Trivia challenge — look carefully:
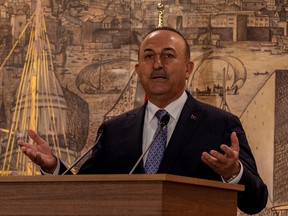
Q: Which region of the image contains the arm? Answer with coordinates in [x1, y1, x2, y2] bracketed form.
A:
[201, 116, 268, 214]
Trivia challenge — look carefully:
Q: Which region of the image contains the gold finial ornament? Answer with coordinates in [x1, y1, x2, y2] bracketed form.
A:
[157, 2, 164, 28]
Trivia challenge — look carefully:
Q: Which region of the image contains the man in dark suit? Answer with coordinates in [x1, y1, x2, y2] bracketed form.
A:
[18, 26, 268, 215]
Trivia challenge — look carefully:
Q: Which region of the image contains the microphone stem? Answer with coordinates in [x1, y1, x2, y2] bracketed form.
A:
[62, 131, 103, 175]
[129, 141, 152, 175]
[129, 118, 169, 175]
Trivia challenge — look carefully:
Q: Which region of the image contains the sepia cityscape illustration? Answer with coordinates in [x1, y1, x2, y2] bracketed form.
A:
[0, 0, 288, 215]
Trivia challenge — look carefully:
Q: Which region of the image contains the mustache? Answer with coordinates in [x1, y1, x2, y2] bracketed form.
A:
[151, 69, 167, 79]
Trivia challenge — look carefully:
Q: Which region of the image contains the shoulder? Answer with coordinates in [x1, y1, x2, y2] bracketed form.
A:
[102, 105, 146, 126]
[186, 92, 239, 122]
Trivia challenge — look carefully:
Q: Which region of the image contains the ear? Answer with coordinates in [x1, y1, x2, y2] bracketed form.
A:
[185, 61, 194, 80]
[135, 63, 139, 75]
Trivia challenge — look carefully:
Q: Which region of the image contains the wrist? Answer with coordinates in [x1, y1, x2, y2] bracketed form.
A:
[41, 156, 57, 174]
[223, 161, 241, 182]
[223, 174, 238, 182]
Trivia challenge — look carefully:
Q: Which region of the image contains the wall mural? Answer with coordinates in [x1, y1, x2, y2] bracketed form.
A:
[0, 0, 288, 215]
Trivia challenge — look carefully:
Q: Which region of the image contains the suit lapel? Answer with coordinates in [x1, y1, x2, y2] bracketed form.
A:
[158, 94, 207, 173]
[124, 104, 146, 173]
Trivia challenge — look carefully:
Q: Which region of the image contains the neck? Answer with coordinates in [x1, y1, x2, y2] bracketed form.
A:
[148, 91, 185, 108]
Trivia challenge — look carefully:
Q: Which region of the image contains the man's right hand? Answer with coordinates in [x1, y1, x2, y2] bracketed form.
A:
[18, 130, 57, 174]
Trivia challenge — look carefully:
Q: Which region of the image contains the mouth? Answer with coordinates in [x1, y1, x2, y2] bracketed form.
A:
[151, 70, 167, 80]
[151, 75, 166, 80]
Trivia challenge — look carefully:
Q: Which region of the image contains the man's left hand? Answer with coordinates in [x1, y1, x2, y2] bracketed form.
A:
[201, 131, 241, 179]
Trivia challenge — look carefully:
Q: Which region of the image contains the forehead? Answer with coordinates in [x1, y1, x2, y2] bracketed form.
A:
[140, 30, 185, 53]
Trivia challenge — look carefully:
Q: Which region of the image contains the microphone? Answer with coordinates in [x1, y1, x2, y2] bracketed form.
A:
[62, 127, 104, 175]
[129, 113, 170, 174]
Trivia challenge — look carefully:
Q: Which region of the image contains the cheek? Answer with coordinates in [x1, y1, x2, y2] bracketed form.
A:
[171, 70, 187, 81]
[173, 73, 188, 88]
[136, 71, 149, 86]
[135, 65, 144, 77]
[136, 63, 150, 73]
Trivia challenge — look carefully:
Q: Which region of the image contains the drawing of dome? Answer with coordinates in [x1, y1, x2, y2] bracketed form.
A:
[0, 0, 88, 175]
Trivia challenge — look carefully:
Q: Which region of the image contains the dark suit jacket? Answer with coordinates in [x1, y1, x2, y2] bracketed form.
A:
[60, 92, 268, 214]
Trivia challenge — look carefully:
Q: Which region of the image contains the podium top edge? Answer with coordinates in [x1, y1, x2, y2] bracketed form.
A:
[0, 174, 244, 191]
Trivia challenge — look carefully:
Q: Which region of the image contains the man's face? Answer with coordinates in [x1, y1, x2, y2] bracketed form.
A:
[135, 30, 193, 107]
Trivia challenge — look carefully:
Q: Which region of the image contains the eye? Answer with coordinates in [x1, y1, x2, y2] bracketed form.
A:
[163, 53, 175, 59]
[144, 53, 154, 60]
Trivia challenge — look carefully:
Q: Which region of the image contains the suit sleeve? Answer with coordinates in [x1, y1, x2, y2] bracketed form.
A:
[228, 115, 268, 214]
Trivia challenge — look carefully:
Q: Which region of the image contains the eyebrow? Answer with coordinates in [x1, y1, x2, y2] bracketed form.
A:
[143, 47, 176, 53]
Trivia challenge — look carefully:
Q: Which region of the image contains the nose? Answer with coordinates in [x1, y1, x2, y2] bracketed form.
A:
[153, 55, 163, 70]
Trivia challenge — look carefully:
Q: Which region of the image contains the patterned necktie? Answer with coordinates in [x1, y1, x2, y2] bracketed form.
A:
[144, 109, 168, 174]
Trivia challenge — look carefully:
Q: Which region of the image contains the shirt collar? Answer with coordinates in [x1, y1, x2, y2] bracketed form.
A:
[146, 91, 188, 122]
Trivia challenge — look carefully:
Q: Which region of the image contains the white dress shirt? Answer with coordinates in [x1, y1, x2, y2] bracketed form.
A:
[142, 91, 187, 162]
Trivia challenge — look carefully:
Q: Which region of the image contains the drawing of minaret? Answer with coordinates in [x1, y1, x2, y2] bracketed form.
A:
[0, 0, 72, 176]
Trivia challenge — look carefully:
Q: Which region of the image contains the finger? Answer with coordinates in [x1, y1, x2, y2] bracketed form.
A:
[201, 152, 218, 168]
[230, 132, 240, 152]
[17, 140, 25, 147]
[18, 140, 31, 148]
[18, 140, 34, 153]
[19, 146, 28, 154]
[219, 132, 240, 158]
[209, 150, 226, 163]
[220, 144, 235, 158]
[27, 130, 46, 146]
[24, 148, 44, 166]
[22, 147, 37, 161]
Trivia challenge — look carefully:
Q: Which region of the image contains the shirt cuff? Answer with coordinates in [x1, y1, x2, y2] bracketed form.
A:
[221, 160, 243, 184]
[40, 157, 61, 175]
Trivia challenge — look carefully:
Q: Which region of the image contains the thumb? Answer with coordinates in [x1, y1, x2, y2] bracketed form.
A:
[230, 132, 240, 152]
